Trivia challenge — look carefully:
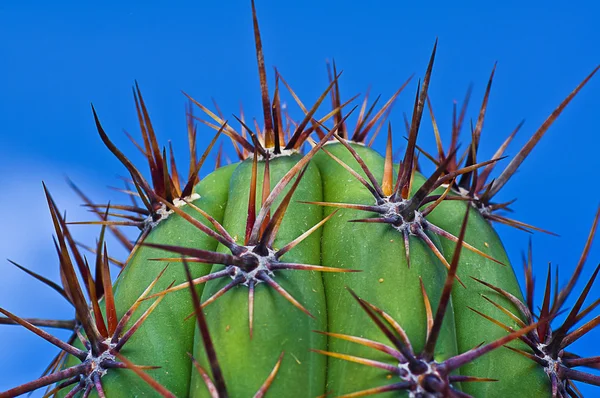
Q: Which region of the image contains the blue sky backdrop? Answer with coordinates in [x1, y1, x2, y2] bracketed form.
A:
[0, 0, 599, 395]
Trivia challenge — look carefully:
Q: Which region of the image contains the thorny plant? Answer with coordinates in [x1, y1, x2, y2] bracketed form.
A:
[141, 123, 357, 338]
[272, 58, 413, 150]
[303, 42, 508, 283]
[0, 200, 100, 388]
[0, 193, 287, 398]
[185, 1, 353, 163]
[0, 186, 170, 398]
[121, 258, 286, 398]
[315, 209, 549, 398]
[420, 65, 599, 234]
[183, 258, 283, 398]
[65, 0, 345, 264]
[72, 85, 224, 236]
[474, 206, 600, 397]
[2, 0, 598, 395]
[0, 198, 120, 387]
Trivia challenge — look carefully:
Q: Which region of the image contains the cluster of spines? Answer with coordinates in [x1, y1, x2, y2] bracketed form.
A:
[303, 43, 505, 282]
[141, 127, 355, 337]
[0, 199, 285, 397]
[473, 207, 600, 397]
[421, 63, 599, 234]
[0, 187, 169, 397]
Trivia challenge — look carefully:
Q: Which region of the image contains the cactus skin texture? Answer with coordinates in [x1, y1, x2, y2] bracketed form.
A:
[1, 2, 600, 398]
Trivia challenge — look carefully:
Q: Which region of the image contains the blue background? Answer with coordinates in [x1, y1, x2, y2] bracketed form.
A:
[0, 0, 598, 395]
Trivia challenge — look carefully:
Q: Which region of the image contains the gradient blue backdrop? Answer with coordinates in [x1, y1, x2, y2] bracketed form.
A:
[1, 0, 598, 395]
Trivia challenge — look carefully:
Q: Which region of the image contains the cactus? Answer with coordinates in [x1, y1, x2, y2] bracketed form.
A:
[1, 2, 599, 397]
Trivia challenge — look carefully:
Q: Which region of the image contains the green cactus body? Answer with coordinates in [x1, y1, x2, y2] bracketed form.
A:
[37, 138, 592, 398]
[58, 163, 237, 397]
[45, 141, 582, 398]
[190, 154, 327, 396]
[426, 197, 551, 397]
[4, 5, 599, 397]
[312, 142, 458, 396]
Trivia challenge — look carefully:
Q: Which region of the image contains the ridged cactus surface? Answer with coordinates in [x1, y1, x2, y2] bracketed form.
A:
[1, 2, 599, 398]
